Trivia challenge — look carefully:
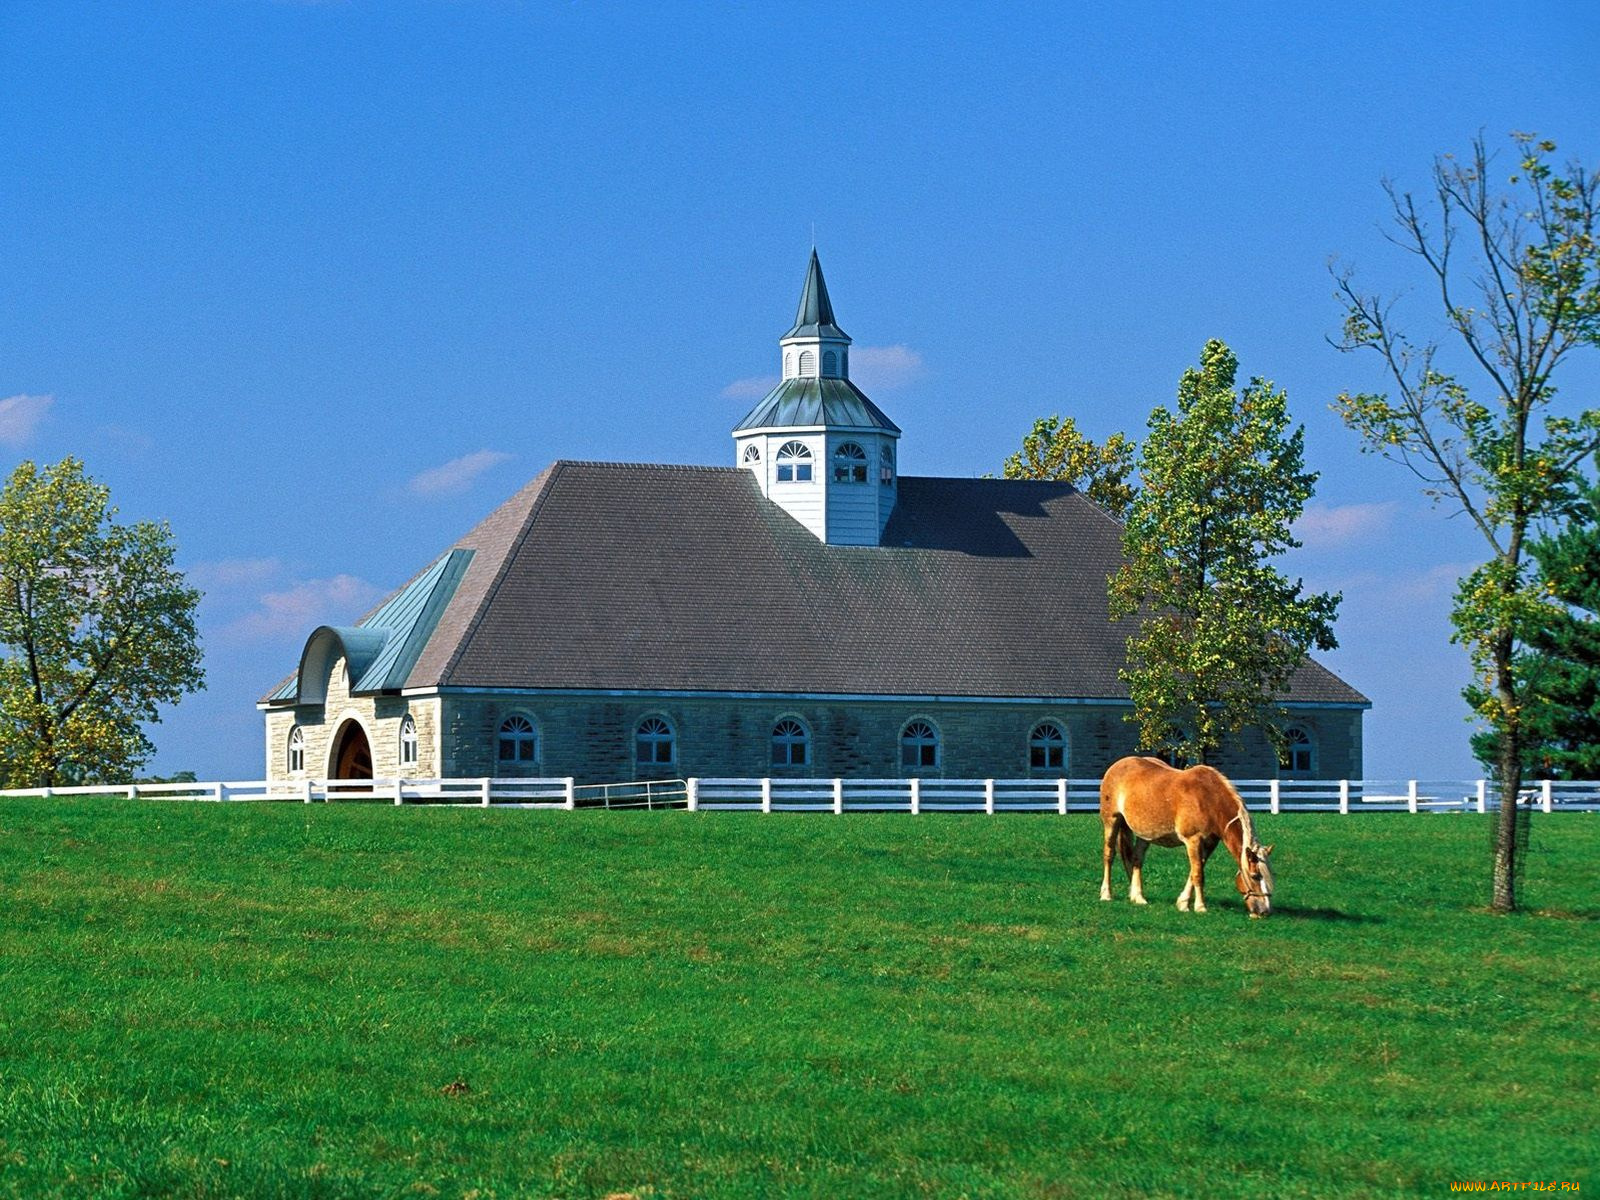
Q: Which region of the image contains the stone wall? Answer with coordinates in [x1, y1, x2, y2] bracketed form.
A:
[262, 654, 440, 781]
[432, 693, 1364, 783]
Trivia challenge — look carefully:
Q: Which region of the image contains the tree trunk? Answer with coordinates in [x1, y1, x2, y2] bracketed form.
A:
[1491, 640, 1522, 913]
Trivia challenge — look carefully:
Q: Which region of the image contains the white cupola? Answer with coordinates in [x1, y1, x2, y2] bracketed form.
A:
[732, 251, 902, 546]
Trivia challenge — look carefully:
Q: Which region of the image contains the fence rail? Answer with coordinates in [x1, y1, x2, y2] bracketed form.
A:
[2, 776, 1598, 812]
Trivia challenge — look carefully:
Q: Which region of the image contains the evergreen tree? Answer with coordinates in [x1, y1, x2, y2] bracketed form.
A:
[1109, 340, 1340, 764]
[1469, 478, 1600, 778]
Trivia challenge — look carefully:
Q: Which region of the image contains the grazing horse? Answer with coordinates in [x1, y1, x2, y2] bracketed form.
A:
[1099, 756, 1275, 917]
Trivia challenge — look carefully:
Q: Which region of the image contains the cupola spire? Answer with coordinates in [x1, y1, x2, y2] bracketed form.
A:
[786, 249, 849, 341]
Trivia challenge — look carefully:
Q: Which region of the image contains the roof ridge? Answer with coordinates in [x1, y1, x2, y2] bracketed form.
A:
[438, 463, 567, 683]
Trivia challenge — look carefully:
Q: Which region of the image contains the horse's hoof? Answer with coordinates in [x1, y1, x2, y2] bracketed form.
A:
[1176, 900, 1189, 912]
[1099, 890, 1111, 902]
[1130, 896, 1148, 906]
[1194, 905, 1207, 914]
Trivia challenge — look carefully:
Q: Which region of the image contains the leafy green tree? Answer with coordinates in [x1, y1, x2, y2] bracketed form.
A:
[1108, 340, 1340, 764]
[1002, 415, 1137, 519]
[1333, 133, 1600, 912]
[0, 458, 204, 787]
[1468, 477, 1600, 778]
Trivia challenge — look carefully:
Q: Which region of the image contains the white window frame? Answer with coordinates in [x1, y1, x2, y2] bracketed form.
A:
[287, 726, 305, 774]
[498, 713, 540, 764]
[399, 715, 419, 769]
[1029, 720, 1067, 771]
[833, 442, 868, 484]
[1280, 725, 1315, 775]
[771, 717, 811, 767]
[635, 715, 677, 768]
[900, 719, 940, 770]
[776, 441, 813, 483]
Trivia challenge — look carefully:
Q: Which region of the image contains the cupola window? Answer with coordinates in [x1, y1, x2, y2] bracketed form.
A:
[498, 714, 539, 763]
[880, 445, 896, 485]
[776, 441, 813, 483]
[833, 442, 868, 483]
[771, 718, 811, 767]
[823, 350, 838, 377]
[799, 350, 816, 377]
[785, 351, 795, 378]
[742, 443, 761, 466]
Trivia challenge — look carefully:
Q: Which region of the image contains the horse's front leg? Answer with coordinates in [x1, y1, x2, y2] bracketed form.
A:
[1179, 836, 1207, 913]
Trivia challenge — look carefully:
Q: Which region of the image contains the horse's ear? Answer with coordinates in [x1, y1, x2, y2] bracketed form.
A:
[1263, 844, 1274, 856]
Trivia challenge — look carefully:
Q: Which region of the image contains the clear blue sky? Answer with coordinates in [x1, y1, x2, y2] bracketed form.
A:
[3, 2, 1597, 781]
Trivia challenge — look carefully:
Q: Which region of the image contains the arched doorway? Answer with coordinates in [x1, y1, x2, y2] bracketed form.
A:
[330, 719, 373, 781]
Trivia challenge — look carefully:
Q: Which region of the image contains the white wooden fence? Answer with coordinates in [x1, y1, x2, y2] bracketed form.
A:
[1, 776, 1598, 812]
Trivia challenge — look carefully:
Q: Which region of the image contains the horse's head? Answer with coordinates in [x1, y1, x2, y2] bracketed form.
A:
[1237, 843, 1275, 918]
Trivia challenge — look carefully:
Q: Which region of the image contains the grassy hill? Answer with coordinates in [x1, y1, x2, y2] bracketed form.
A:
[0, 800, 1594, 1198]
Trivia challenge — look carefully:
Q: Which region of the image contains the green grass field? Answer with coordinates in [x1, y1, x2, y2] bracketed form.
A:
[0, 800, 1594, 1199]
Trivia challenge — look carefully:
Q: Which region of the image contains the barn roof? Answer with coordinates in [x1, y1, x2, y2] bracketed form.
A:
[262, 461, 1367, 706]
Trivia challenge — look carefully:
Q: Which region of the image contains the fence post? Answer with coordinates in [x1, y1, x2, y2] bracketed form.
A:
[686, 778, 699, 812]
[563, 777, 575, 811]
[1338, 779, 1349, 815]
[984, 778, 995, 815]
[909, 777, 920, 816]
[303, 778, 313, 804]
[761, 778, 772, 814]
[477, 778, 489, 807]
[1542, 779, 1553, 814]
[833, 777, 843, 815]
[127, 784, 138, 801]
[1476, 779, 1487, 814]
[394, 777, 405, 806]
[1057, 777, 1068, 815]
[213, 781, 225, 803]
[1269, 778, 1280, 816]
[1407, 780, 1418, 814]
[42, 787, 52, 800]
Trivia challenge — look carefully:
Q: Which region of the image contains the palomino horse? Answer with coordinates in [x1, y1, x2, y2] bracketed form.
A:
[1099, 756, 1275, 917]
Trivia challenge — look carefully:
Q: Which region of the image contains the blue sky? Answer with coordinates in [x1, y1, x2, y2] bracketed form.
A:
[3, 2, 1597, 781]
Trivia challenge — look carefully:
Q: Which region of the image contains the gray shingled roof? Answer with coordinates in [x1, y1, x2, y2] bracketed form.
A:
[264, 462, 1365, 706]
[783, 249, 850, 341]
[731, 378, 902, 434]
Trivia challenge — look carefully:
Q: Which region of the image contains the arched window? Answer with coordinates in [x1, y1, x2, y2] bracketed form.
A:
[776, 441, 813, 483]
[822, 350, 838, 376]
[771, 718, 810, 767]
[798, 349, 816, 376]
[833, 442, 868, 483]
[287, 726, 304, 774]
[880, 444, 895, 485]
[785, 351, 794, 377]
[901, 719, 940, 769]
[742, 443, 761, 466]
[841, 348, 848, 376]
[498, 714, 539, 763]
[636, 716, 676, 767]
[1029, 721, 1067, 770]
[399, 715, 419, 768]
[1280, 725, 1314, 774]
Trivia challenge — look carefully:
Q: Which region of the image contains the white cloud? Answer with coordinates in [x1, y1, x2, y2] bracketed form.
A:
[407, 449, 513, 497]
[850, 344, 927, 391]
[188, 557, 285, 592]
[1294, 502, 1398, 548]
[721, 375, 779, 400]
[224, 574, 385, 640]
[0, 394, 54, 446]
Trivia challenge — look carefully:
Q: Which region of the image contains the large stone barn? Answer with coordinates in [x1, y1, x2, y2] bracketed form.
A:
[259, 253, 1368, 785]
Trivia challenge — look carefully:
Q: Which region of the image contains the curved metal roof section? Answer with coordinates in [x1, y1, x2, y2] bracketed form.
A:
[263, 548, 473, 703]
[732, 378, 902, 434]
[783, 249, 850, 341]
